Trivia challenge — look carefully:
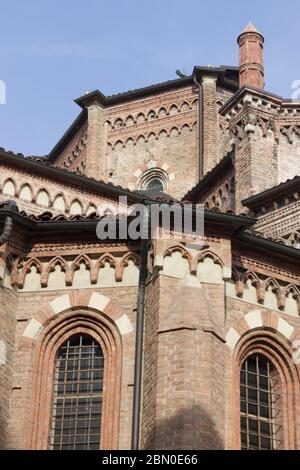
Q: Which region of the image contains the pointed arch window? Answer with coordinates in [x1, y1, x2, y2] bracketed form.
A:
[240, 353, 282, 450]
[49, 333, 104, 450]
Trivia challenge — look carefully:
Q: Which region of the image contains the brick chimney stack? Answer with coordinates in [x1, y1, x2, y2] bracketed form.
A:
[237, 22, 264, 89]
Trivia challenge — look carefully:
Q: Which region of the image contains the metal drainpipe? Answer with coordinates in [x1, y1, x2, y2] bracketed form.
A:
[193, 74, 204, 179]
[131, 202, 149, 450]
[0, 201, 17, 246]
[0, 216, 13, 246]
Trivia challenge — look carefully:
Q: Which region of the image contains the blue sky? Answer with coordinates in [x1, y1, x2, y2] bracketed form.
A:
[0, 0, 299, 155]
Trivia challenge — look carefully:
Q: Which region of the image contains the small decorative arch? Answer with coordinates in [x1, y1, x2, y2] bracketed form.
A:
[265, 277, 285, 310]
[136, 134, 146, 145]
[196, 249, 224, 267]
[2, 178, 16, 196]
[284, 284, 300, 315]
[136, 112, 145, 124]
[118, 252, 140, 282]
[19, 258, 43, 289]
[169, 104, 178, 115]
[147, 109, 156, 120]
[125, 115, 134, 126]
[162, 246, 191, 278]
[45, 256, 68, 288]
[92, 254, 116, 284]
[70, 199, 83, 216]
[36, 189, 50, 207]
[84, 203, 97, 217]
[243, 271, 265, 304]
[180, 101, 190, 112]
[19, 183, 33, 202]
[169, 126, 179, 137]
[180, 123, 191, 133]
[125, 137, 134, 146]
[53, 193, 67, 212]
[112, 139, 124, 150]
[163, 245, 192, 267]
[71, 254, 91, 286]
[194, 250, 224, 282]
[147, 131, 156, 141]
[191, 98, 198, 109]
[158, 129, 168, 139]
[158, 107, 167, 118]
[113, 117, 123, 129]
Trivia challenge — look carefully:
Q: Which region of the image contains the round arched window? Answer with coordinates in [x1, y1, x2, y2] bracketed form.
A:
[145, 178, 164, 192]
[138, 168, 168, 194]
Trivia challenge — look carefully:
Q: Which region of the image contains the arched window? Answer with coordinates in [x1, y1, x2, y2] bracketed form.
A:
[49, 333, 104, 450]
[240, 353, 282, 450]
[145, 177, 164, 192]
[138, 168, 168, 194]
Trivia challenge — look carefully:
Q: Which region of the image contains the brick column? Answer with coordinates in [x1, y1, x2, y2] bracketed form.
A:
[237, 22, 264, 89]
[0, 283, 17, 449]
[142, 274, 226, 449]
[233, 110, 278, 212]
[86, 102, 106, 180]
[202, 75, 219, 175]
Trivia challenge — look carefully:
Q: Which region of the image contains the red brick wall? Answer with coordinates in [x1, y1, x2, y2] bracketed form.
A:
[224, 296, 300, 449]
[141, 274, 227, 450]
[5, 286, 137, 449]
[0, 286, 17, 449]
[234, 126, 278, 212]
[106, 86, 198, 198]
[141, 274, 160, 449]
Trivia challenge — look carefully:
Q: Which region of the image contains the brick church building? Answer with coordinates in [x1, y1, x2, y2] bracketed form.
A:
[0, 23, 300, 450]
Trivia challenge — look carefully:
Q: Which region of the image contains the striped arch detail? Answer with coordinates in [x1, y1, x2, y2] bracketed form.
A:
[225, 309, 295, 351]
[128, 160, 175, 190]
[22, 291, 133, 343]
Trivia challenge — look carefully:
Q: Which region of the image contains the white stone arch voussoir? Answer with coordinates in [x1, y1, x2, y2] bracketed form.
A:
[22, 292, 134, 342]
[225, 309, 295, 351]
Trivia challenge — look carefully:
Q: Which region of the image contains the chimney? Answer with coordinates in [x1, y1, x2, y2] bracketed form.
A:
[237, 22, 264, 89]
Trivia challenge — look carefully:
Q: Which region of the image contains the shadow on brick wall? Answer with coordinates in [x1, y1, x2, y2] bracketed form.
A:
[144, 404, 224, 450]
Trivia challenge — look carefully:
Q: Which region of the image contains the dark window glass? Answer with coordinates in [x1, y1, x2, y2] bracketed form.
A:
[240, 353, 282, 450]
[146, 178, 164, 192]
[49, 334, 104, 450]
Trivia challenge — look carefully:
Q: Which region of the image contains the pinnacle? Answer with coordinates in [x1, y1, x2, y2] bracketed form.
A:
[242, 21, 262, 35]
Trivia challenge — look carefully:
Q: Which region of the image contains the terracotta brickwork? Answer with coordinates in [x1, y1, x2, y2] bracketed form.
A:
[238, 22, 265, 89]
[50, 83, 236, 199]
[106, 86, 199, 198]
[0, 283, 17, 449]
[1, 23, 300, 451]
[221, 89, 300, 213]
[53, 120, 88, 174]
[0, 158, 128, 217]
[5, 286, 137, 449]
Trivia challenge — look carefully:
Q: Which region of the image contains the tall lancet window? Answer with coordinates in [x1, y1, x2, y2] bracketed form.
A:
[49, 334, 104, 450]
[240, 353, 282, 450]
